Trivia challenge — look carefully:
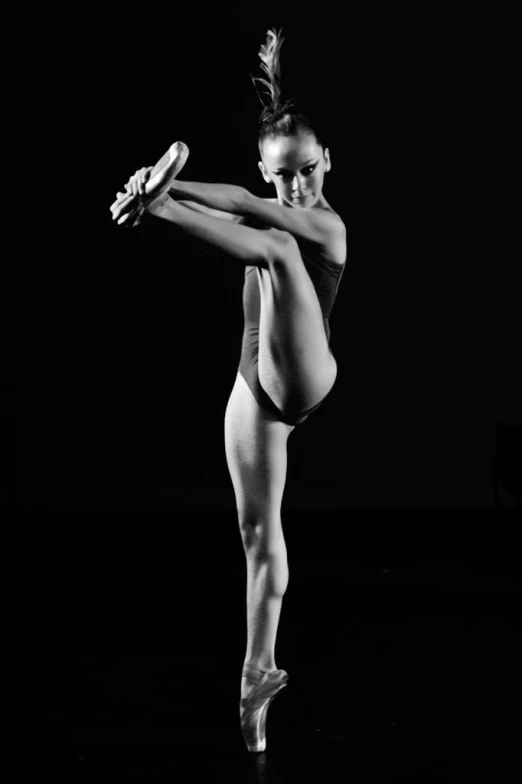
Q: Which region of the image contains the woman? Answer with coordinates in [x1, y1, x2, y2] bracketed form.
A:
[111, 28, 346, 752]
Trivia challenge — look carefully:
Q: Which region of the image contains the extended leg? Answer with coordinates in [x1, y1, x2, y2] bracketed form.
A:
[256, 238, 338, 416]
[150, 196, 337, 418]
[147, 195, 281, 268]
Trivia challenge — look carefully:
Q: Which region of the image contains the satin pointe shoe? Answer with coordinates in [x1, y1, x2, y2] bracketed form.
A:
[240, 664, 289, 753]
[113, 140, 190, 226]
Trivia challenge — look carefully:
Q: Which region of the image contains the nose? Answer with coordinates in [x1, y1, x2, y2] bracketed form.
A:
[291, 174, 305, 195]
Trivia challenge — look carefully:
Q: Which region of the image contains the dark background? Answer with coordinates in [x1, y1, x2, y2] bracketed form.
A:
[8, 11, 520, 510]
[7, 11, 522, 780]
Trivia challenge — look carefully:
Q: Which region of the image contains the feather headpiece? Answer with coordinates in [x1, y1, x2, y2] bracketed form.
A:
[251, 28, 288, 115]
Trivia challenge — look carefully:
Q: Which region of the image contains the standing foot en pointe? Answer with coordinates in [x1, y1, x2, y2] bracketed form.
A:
[240, 662, 289, 753]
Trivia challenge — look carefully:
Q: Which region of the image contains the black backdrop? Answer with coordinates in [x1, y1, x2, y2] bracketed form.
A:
[9, 11, 520, 511]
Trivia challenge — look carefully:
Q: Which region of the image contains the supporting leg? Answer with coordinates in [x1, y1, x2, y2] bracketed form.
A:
[242, 532, 289, 674]
[224, 372, 293, 698]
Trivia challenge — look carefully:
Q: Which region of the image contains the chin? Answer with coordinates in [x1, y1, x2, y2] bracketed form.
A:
[288, 194, 316, 209]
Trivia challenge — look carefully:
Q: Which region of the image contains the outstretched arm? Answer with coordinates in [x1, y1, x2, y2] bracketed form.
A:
[112, 169, 345, 264]
[168, 180, 346, 265]
[168, 181, 246, 216]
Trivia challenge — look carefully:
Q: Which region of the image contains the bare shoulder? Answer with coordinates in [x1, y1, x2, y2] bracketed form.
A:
[263, 198, 344, 230]
[317, 203, 346, 231]
[309, 204, 346, 265]
[253, 197, 346, 266]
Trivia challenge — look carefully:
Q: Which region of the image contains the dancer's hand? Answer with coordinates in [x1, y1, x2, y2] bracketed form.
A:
[110, 166, 153, 225]
[125, 166, 153, 198]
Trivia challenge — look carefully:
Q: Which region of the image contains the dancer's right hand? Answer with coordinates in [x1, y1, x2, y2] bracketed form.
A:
[110, 167, 153, 225]
[124, 166, 153, 199]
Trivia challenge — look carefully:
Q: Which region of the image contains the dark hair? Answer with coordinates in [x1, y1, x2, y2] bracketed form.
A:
[252, 29, 326, 153]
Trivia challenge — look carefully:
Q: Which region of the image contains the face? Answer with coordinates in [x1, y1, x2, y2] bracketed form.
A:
[258, 131, 331, 209]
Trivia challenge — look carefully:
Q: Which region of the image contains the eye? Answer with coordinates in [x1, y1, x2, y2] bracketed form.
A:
[278, 165, 316, 181]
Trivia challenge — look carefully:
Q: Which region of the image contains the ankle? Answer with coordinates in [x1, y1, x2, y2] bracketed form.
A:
[145, 191, 170, 215]
[243, 659, 276, 675]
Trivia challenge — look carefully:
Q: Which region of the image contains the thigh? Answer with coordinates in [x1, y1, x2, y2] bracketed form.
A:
[257, 239, 337, 415]
[225, 372, 294, 528]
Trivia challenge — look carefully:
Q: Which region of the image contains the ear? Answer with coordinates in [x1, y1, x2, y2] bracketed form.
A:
[258, 160, 272, 184]
[324, 148, 332, 173]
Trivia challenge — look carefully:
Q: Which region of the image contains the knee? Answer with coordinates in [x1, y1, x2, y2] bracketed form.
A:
[267, 231, 299, 267]
[238, 508, 284, 555]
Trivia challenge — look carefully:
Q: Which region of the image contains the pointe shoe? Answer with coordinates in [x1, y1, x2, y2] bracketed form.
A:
[113, 141, 190, 226]
[240, 664, 289, 753]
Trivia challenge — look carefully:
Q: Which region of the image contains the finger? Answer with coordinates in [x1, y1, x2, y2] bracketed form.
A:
[117, 207, 141, 226]
[111, 192, 136, 218]
[110, 197, 121, 214]
[116, 204, 136, 224]
[111, 191, 134, 211]
[139, 168, 147, 196]
[127, 173, 138, 194]
[111, 202, 125, 220]
[113, 192, 127, 208]
[128, 169, 142, 194]
[136, 169, 145, 190]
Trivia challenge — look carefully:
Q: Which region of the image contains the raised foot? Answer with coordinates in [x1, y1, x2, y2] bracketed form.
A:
[114, 141, 190, 226]
[144, 141, 190, 201]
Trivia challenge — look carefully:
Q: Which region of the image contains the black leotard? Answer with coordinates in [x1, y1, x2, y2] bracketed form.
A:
[238, 249, 345, 426]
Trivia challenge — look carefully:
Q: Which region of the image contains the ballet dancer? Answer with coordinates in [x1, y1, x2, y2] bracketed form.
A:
[110, 28, 347, 752]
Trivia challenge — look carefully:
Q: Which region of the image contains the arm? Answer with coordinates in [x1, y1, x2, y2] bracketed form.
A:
[167, 181, 246, 215]
[243, 192, 346, 265]
[172, 199, 247, 224]
[168, 181, 346, 264]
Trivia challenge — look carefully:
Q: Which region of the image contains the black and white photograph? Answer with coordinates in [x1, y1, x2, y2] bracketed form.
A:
[8, 9, 521, 782]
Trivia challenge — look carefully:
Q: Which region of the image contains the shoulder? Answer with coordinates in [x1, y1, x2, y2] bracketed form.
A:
[311, 207, 346, 266]
[263, 198, 344, 231]
[249, 195, 346, 265]
[317, 202, 346, 231]
[319, 207, 345, 235]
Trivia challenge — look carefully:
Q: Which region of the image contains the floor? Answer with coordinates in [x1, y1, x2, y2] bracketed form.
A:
[15, 509, 521, 782]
